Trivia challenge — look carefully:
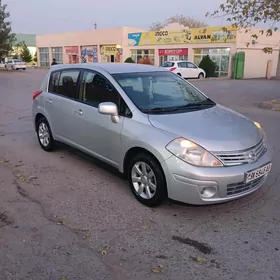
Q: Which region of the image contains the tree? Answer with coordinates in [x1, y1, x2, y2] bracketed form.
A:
[0, 0, 16, 60]
[20, 43, 32, 63]
[149, 14, 207, 31]
[199, 55, 216, 78]
[124, 57, 134, 63]
[206, 0, 279, 53]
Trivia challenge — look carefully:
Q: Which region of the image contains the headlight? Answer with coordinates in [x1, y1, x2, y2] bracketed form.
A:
[166, 138, 223, 167]
[254, 121, 266, 140]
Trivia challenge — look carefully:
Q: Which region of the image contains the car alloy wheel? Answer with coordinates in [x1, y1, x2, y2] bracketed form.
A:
[131, 161, 157, 200]
[198, 73, 204, 79]
[128, 153, 167, 207]
[36, 117, 54, 151]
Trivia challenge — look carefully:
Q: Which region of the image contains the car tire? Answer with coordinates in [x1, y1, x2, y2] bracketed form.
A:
[36, 117, 55, 152]
[177, 73, 182, 76]
[23, 68, 26, 70]
[198, 73, 205, 79]
[128, 153, 167, 207]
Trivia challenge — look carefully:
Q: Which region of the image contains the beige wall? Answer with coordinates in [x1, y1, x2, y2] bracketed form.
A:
[236, 28, 280, 78]
[36, 26, 145, 65]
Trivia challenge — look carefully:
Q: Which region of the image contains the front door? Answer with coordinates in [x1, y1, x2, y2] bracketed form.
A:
[177, 62, 190, 78]
[186, 62, 199, 78]
[72, 70, 125, 167]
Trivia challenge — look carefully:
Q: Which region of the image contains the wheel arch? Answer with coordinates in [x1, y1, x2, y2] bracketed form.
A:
[123, 146, 167, 184]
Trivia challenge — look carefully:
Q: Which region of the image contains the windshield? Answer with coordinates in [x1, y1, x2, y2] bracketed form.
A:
[112, 71, 215, 114]
[161, 62, 175, 67]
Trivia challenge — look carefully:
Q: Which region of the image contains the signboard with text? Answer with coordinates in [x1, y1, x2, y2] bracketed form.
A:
[128, 26, 237, 46]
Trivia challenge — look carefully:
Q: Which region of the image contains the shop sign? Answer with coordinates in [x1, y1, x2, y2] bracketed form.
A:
[158, 48, 188, 56]
[65, 46, 79, 55]
[191, 26, 236, 43]
[100, 45, 118, 56]
[128, 25, 237, 46]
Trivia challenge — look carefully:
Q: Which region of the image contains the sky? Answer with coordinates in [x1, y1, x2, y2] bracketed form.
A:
[4, 0, 229, 34]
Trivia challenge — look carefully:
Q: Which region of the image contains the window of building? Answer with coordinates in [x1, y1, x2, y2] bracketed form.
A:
[193, 48, 231, 77]
[38, 47, 50, 67]
[51, 47, 63, 64]
[130, 49, 155, 65]
[49, 70, 80, 99]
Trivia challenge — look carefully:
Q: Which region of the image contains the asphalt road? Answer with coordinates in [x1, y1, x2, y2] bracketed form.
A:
[1, 68, 280, 280]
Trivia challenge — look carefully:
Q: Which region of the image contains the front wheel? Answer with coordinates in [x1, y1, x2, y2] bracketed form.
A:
[128, 153, 167, 207]
[36, 117, 55, 152]
[198, 73, 205, 79]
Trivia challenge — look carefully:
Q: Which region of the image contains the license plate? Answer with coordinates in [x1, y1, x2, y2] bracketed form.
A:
[245, 163, 272, 183]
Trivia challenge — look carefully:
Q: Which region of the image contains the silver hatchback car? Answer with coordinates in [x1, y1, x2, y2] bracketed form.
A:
[32, 63, 272, 207]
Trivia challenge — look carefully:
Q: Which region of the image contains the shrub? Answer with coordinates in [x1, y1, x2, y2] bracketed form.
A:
[124, 57, 135, 63]
[198, 55, 216, 78]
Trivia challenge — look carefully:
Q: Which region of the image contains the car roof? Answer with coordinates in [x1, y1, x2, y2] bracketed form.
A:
[166, 60, 190, 63]
[51, 63, 167, 74]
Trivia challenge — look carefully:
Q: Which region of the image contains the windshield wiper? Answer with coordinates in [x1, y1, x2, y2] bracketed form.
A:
[141, 107, 175, 113]
[170, 99, 216, 111]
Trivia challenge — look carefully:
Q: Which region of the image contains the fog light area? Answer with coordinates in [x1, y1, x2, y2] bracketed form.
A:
[199, 186, 217, 198]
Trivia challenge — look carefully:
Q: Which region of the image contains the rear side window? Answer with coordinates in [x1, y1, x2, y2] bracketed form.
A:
[162, 62, 174, 67]
[49, 70, 81, 99]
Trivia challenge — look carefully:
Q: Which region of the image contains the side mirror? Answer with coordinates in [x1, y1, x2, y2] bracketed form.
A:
[98, 102, 119, 123]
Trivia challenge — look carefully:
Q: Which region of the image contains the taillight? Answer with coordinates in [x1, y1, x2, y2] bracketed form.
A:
[169, 67, 177, 71]
[32, 90, 43, 100]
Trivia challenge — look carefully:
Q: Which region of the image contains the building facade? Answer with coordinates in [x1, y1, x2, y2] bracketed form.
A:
[36, 24, 280, 79]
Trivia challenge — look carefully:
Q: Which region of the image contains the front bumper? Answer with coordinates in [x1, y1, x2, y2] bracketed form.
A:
[161, 146, 273, 205]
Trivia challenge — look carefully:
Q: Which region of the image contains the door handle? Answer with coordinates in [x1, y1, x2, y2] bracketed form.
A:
[46, 99, 52, 104]
[74, 109, 83, 115]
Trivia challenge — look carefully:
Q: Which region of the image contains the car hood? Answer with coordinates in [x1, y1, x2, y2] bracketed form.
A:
[148, 104, 262, 152]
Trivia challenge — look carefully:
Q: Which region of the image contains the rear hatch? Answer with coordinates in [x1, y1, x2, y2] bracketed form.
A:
[161, 61, 177, 72]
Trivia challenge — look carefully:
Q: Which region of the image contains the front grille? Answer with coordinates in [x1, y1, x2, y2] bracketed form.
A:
[213, 139, 267, 166]
[227, 176, 265, 196]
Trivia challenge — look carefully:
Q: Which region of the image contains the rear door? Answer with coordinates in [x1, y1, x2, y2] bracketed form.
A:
[45, 68, 82, 142]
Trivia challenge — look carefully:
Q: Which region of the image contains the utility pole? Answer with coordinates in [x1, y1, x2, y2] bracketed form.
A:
[94, 23, 97, 30]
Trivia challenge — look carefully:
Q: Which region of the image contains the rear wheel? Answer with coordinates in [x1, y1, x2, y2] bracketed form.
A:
[23, 68, 26, 70]
[177, 73, 182, 76]
[36, 117, 54, 152]
[128, 153, 167, 207]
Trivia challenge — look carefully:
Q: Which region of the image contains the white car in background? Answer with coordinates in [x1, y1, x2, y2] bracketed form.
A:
[5, 59, 26, 70]
[162, 61, 206, 79]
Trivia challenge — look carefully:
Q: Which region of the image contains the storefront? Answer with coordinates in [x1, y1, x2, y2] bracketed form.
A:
[65, 46, 79, 64]
[193, 48, 231, 77]
[130, 49, 155, 65]
[128, 26, 237, 77]
[100, 45, 122, 62]
[81, 45, 98, 63]
[158, 48, 188, 65]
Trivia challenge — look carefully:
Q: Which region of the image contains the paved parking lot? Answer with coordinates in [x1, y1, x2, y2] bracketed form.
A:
[1, 68, 280, 280]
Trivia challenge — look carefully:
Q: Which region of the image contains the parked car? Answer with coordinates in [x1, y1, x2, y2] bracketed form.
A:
[162, 60, 206, 79]
[5, 59, 26, 70]
[32, 63, 272, 207]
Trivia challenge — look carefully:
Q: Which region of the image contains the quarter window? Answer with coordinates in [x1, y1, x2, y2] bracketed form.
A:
[48, 71, 60, 93]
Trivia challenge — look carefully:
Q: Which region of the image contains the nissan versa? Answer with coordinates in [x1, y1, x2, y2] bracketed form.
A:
[32, 63, 272, 207]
